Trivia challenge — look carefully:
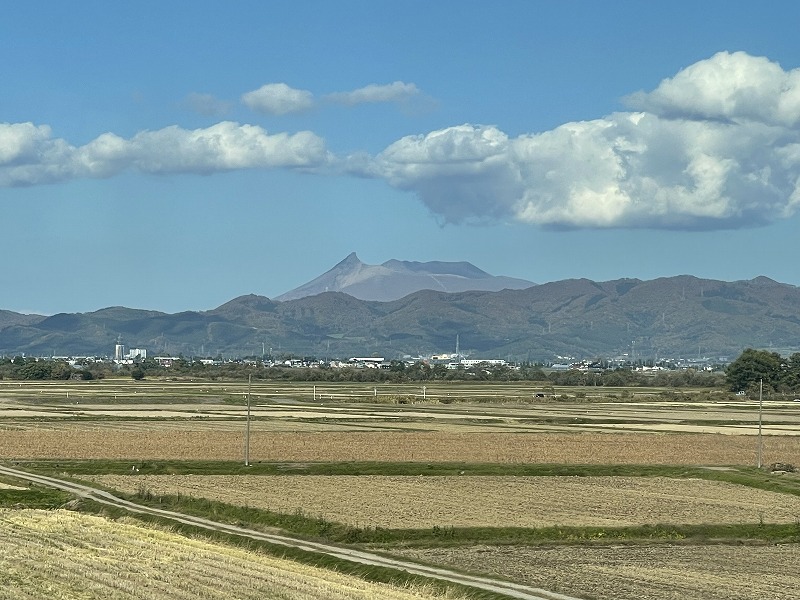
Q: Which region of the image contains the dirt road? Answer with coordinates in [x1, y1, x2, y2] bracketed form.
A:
[0, 464, 580, 600]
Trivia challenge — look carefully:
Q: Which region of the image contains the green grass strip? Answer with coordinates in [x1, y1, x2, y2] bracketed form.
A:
[0, 487, 73, 509]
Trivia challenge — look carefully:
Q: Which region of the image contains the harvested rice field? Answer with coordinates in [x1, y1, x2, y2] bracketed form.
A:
[2, 430, 799, 465]
[0, 509, 465, 600]
[3, 381, 800, 599]
[86, 474, 800, 529]
[2, 379, 800, 438]
[394, 543, 800, 600]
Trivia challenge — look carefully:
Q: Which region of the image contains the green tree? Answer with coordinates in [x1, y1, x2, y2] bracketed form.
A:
[725, 349, 783, 393]
[405, 361, 432, 380]
[784, 353, 800, 391]
[49, 361, 73, 380]
[17, 362, 52, 380]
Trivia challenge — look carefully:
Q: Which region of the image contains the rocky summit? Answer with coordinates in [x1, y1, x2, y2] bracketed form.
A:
[275, 253, 536, 302]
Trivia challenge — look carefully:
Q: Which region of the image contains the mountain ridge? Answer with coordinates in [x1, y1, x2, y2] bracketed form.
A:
[1, 274, 798, 361]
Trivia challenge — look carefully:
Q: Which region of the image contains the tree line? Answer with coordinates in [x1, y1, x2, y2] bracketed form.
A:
[0, 357, 95, 381]
[724, 348, 800, 395]
[0, 355, 724, 388]
[4, 350, 796, 394]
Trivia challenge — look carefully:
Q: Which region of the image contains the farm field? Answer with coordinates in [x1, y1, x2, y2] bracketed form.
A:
[0, 509, 464, 600]
[3, 400, 800, 435]
[2, 378, 800, 599]
[2, 379, 799, 438]
[1, 378, 730, 404]
[1, 379, 799, 465]
[395, 543, 800, 600]
[2, 430, 799, 465]
[86, 474, 800, 529]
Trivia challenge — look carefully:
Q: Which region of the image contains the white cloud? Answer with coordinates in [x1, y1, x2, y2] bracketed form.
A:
[359, 53, 800, 230]
[326, 81, 420, 106]
[626, 51, 800, 127]
[0, 122, 78, 186]
[128, 122, 327, 173]
[5, 52, 800, 232]
[241, 83, 315, 115]
[0, 122, 52, 164]
[0, 121, 329, 186]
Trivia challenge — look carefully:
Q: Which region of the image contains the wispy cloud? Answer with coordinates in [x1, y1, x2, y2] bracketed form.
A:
[0, 121, 329, 186]
[241, 83, 315, 115]
[357, 52, 800, 230]
[181, 92, 232, 117]
[326, 81, 420, 106]
[240, 81, 427, 115]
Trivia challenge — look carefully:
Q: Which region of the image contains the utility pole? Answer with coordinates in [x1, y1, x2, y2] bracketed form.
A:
[757, 378, 763, 469]
[244, 374, 252, 467]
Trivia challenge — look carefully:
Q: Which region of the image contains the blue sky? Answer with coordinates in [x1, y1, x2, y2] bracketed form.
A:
[3, 1, 800, 315]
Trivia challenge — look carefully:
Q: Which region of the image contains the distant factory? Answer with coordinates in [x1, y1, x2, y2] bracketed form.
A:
[113, 340, 146, 364]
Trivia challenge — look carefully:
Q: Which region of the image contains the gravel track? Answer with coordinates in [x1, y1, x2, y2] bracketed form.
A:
[0, 464, 580, 600]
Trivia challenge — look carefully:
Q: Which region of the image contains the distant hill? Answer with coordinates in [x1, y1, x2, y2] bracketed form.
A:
[1, 275, 799, 361]
[275, 253, 536, 301]
[0, 310, 45, 330]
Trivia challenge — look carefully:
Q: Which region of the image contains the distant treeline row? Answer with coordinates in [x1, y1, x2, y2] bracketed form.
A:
[0, 355, 728, 389]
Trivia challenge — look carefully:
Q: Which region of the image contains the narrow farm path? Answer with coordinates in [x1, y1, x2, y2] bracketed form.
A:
[0, 464, 581, 600]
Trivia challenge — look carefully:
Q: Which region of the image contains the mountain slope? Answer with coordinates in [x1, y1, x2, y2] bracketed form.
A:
[0, 310, 45, 330]
[1, 276, 798, 360]
[275, 253, 535, 302]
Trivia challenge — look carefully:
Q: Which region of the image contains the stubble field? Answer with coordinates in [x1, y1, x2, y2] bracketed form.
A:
[2, 430, 799, 466]
[87, 473, 800, 529]
[395, 544, 800, 600]
[0, 509, 464, 600]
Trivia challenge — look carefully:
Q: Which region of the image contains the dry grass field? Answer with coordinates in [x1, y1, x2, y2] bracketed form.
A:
[0, 509, 465, 600]
[395, 544, 800, 600]
[0, 378, 722, 404]
[2, 430, 799, 466]
[87, 474, 800, 529]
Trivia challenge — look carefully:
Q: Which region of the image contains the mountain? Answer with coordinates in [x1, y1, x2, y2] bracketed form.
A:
[275, 252, 536, 301]
[1, 275, 799, 361]
[0, 310, 45, 330]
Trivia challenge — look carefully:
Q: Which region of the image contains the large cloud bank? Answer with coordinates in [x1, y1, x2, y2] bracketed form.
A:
[0, 122, 329, 185]
[3, 52, 800, 230]
[363, 51, 800, 229]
